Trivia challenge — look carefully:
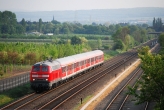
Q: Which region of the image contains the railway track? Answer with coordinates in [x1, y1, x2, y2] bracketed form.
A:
[0, 49, 136, 110]
[94, 43, 160, 110]
[105, 67, 143, 110]
[0, 39, 156, 109]
[38, 52, 137, 110]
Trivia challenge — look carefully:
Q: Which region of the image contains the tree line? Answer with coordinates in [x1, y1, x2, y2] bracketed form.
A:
[111, 25, 155, 51]
[0, 10, 153, 36]
[0, 11, 157, 51]
[0, 42, 89, 65]
[0, 42, 90, 76]
[152, 17, 164, 32]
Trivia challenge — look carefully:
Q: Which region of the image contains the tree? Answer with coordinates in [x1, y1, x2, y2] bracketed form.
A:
[159, 33, 164, 47]
[1, 11, 17, 34]
[16, 24, 25, 34]
[38, 18, 42, 32]
[112, 27, 130, 49]
[141, 23, 148, 28]
[112, 27, 129, 43]
[152, 18, 163, 32]
[21, 18, 26, 31]
[128, 46, 164, 110]
[45, 22, 54, 33]
[108, 25, 115, 35]
[153, 17, 156, 29]
[112, 39, 124, 50]
[51, 16, 60, 24]
[54, 27, 59, 35]
[79, 37, 88, 44]
[71, 36, 82, 45]
[121, 27, 130, 43]
[128, 25, 138, 34]
[0, 11, 2, 34]
[97, 38, 102, 49]
[61, 23, 71, 34]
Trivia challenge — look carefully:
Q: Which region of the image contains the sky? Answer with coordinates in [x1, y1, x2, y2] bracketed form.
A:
[0, 0, 164, 12]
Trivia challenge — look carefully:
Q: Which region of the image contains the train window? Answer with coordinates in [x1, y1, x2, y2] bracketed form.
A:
[76, 62, 79, 67]
[62, 67, 66, 73]
[69, 65, 72, 70]
[33, 66, 40, 71]
[67, 65, 71, 71]
[74, 63, 76, 68]
[67, 66, 69, 70]
[42, 66, 48, 72]
[91, 58, 94, 62]
[87, 59, 90, 63]
[81, 61, 84, 65]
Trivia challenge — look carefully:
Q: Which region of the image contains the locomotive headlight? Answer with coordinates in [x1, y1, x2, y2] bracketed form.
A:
[33, 79, 35, 81]
[46, 79, 48, 81]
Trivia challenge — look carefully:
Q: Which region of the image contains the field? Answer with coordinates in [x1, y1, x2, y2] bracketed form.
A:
[0, 34, 117, 79]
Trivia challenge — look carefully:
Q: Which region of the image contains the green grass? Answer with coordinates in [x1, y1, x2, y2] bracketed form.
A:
[0, 83, 34, 107]
[73, 95, 93, 110]
[103, 50, 120, 60]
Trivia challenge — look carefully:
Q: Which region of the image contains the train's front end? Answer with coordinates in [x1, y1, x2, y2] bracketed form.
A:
[30, 62, 51, 91]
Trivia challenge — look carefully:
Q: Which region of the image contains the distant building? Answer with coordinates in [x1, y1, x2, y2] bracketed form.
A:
[46, 33, 53, 36]
[27, 31, 42, 36]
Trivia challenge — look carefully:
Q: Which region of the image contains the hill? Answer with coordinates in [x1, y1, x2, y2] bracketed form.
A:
[15, 7, 164, 24]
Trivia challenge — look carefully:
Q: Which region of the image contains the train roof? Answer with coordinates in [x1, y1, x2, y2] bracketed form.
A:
[33, 60, 60, 67]
[33, 50, 103, 67]
[56, 50, 103, 66]
[56, 56, 76, 67]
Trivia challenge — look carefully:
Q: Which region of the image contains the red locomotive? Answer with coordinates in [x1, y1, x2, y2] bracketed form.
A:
[30, 50, 104, 91]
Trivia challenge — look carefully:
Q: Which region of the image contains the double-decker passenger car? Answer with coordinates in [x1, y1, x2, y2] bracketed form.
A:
[30, 50, 104, 91]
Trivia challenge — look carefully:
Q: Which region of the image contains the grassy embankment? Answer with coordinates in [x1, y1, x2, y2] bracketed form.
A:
[0, 83, 34, 107]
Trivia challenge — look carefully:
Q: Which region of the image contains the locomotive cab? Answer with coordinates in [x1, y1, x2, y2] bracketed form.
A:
[30, 63, 50, 90]
[30, 60, 61, 91]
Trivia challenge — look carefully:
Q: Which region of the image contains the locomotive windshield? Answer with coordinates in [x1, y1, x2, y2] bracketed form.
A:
[33, 65, 40, 71]
[42, 66, 48, 72]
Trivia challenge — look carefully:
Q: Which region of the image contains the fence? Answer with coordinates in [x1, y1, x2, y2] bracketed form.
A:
[0, 73, 30, 92]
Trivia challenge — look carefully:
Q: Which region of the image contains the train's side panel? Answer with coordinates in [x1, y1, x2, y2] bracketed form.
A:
[94, 50, 104, 63]
[72, 54, 84, 72]
[61, 66, 67, 78]
[47, 61, 61, 83]
[56, 56, 76, 80]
